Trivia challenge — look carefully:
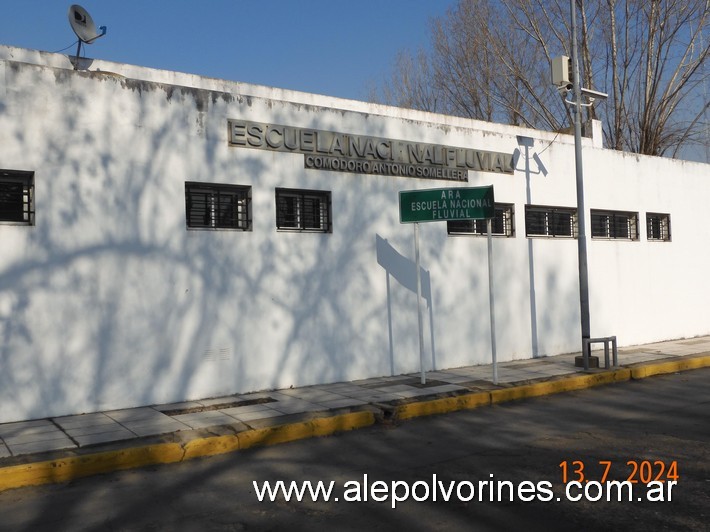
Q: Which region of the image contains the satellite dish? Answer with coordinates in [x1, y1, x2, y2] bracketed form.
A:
[68, 5, 106, 43]
[67, 4, 107, 68]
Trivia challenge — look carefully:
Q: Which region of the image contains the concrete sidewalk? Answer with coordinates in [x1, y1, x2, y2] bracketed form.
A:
[1, 336, 709, 491]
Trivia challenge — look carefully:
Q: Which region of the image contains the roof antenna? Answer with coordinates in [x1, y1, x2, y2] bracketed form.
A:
[68, 4, 107, 70]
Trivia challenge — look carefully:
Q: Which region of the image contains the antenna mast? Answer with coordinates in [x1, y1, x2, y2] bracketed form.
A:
[68, 4, 107, 69]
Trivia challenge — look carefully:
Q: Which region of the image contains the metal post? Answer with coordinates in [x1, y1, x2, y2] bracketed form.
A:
[414, 223, 426, 384]
[73, 40, 83, 70]
[571, 0, 591, 357]
[487, 218, 498, 384]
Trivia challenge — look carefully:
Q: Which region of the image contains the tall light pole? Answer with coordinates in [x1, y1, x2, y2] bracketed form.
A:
[570, 0, 591, 364]
[553, 4, 608, 369]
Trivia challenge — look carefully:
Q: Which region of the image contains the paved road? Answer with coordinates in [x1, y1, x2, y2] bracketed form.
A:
[0, 368, 708, 531]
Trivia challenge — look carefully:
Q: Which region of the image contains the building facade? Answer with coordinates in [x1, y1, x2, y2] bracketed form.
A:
[1, 45, 708, 423]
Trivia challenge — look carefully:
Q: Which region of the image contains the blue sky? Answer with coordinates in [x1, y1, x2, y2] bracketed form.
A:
[1, 0, 456, 101]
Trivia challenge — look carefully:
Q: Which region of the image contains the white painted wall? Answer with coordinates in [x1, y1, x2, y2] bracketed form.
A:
[1, 46, 708, 422]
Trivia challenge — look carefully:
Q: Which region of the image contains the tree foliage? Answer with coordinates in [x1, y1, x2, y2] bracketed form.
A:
[371, 0, 709, 160]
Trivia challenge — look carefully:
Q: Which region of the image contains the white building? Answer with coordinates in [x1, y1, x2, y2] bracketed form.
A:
[1, 45, 708, 423]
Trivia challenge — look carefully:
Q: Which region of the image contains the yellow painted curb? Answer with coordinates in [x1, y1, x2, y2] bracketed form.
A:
[237, 421, 314, 450]
[0, 411, 376, 493]
[490, 369, 632, 404]
[0, 442, 185, 491]
[183, 434, 240, 460]
[630, 354, 710, 379]
[237, 411, 376, 450]
[395, 391, 490, 420]
[310, 411, 376, 437]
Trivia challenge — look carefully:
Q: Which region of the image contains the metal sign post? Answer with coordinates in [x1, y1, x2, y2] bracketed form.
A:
[399, 186, 496, 384]
[487, 218, 498, 384]
[413, 223, 426, 384]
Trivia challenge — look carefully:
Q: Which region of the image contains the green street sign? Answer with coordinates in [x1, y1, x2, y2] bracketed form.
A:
[399, 186, 495, 223]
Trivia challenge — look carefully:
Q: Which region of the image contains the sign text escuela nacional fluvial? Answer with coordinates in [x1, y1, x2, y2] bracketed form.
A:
[228, 120, 514, 181]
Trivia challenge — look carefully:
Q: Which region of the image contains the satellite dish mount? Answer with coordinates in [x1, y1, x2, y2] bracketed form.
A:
[68, 4, 107, 69]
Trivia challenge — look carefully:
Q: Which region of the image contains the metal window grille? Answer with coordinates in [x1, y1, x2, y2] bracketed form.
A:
[525, 205, 577, 237]
[0, 170, 34, 225]
[275, 188, 332, 232]
[591, 209, 638, 240]
[646, 213, 671, 241]
[447, 203, 515, 237]
[185, 182, 251, 230]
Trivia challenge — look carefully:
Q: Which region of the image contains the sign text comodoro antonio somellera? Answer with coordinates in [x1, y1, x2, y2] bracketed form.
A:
[228, 120, 514, 181]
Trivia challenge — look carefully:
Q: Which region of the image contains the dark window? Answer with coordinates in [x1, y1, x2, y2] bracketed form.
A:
[591, 210, 638, 240]
[525, 205, 577, 237]
[275, 188, 332, 233]
[0, 170, 34, 225]
[646, 213, 671, 241]
[447, 203, 515, 237]
[185, 182, 251, 230]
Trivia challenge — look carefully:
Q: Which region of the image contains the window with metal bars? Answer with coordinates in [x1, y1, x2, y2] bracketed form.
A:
[590, 209, 638, 240]
[646, 212, 671, 241]
[525, 205, 577, 238]
[185, 182, 251, 230]
[275, 188, 332, 233]
[0, 170, 34, 225]
[447, 203, 515, 237]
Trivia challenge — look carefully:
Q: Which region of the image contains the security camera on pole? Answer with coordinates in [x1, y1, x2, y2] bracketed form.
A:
[551, 56, 608, 104]
[551, 1, 610, 371]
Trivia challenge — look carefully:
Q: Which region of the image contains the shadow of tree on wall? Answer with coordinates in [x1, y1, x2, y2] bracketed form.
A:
[0, 62, 428, 421]
[0, 64, 284, 420]
[0, 60, 582, 424]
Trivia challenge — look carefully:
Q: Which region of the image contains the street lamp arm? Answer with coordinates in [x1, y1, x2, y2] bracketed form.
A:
[564, 98, 595, 108]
